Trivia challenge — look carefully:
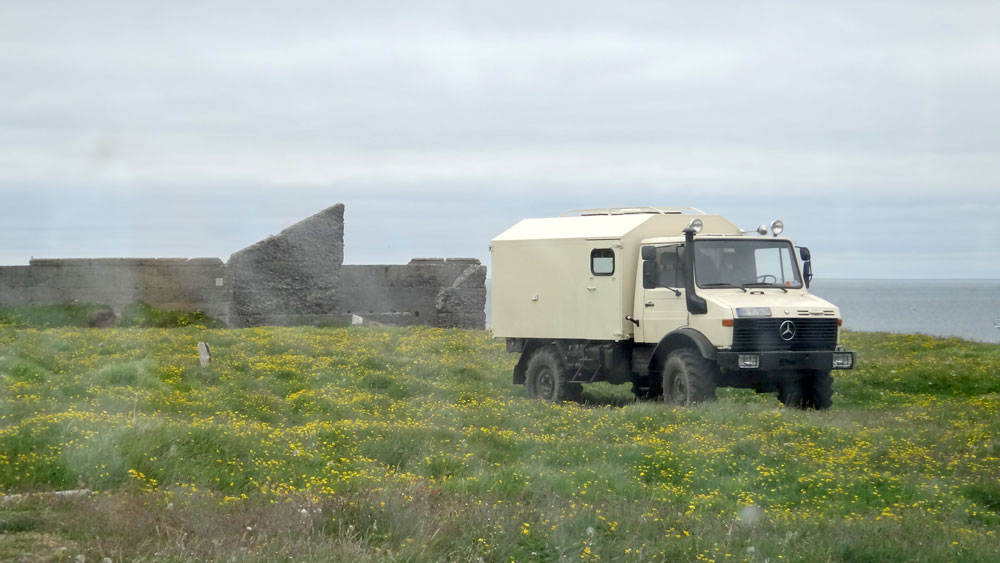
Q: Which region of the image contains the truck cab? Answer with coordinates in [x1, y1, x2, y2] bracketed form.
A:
[491, 207, 855, 409]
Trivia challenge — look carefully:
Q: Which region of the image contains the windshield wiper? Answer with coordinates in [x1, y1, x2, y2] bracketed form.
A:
[700, 283, 748, 292]
[740, 283, 788, 293]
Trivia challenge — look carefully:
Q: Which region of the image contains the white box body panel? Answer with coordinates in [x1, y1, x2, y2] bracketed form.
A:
[490, 213, 741, 341]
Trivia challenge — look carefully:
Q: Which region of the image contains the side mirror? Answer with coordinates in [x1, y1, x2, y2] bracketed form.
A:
[799, 247, 813, 287]
[642, 260, 657, 289]
[641, 245, 656, 261]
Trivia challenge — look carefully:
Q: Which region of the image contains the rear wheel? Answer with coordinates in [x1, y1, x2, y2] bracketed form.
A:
[662, 349, 718, 406]
[525, 346, 581, 403]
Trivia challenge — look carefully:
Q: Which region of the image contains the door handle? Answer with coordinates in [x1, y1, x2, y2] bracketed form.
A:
[645, 302, 654, 307]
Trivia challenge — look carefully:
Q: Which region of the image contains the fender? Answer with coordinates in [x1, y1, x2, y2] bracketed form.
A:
[512, 340, 543, 384]
[648, 328, 718, 373]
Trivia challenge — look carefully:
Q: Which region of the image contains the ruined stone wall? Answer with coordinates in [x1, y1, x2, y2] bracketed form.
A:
[340, 258, 486, 329]
[228, 204, 345, 327]
[0, 258, 233, 323]
[0, 202, 487, 329]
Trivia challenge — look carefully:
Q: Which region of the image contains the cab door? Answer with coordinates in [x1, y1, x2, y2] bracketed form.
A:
[636, 245, 688, 343]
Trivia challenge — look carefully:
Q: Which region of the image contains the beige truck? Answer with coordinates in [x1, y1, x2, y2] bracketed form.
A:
[490, 207, 855, 409]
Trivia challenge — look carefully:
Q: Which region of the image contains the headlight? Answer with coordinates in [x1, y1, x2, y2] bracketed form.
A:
[770, 220, 784, 237]
[832, 352, 854, 369]
[738, 354, 760, 369]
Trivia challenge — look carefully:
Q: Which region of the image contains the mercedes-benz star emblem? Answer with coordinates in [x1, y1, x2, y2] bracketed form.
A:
[779, 320, 796, 341]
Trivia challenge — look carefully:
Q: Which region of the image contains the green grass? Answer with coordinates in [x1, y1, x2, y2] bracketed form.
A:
[0, 303, 115, 328]
[0, 302, 224, 329]
[0, 327, 997, 562]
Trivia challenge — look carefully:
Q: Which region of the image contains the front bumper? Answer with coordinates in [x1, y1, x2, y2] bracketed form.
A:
[717, 350, 856, 372]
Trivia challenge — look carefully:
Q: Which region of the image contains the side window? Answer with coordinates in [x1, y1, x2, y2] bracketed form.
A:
[591, 248, 615, 275]
[656, 245, 681, 287]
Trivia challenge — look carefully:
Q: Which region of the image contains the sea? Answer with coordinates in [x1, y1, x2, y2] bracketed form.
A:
[809, 279, 1000, 344]
[484, 279, 1000, 344]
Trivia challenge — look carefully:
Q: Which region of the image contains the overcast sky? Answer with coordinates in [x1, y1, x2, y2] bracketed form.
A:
[1, 1, 998, 278]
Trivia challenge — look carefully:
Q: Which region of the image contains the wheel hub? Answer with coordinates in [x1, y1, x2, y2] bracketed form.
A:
[537, 368, 555, 398]
[672, 374, 688, 405]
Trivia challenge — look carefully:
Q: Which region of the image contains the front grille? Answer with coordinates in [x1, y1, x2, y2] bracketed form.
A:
[732, 318, 838, 352]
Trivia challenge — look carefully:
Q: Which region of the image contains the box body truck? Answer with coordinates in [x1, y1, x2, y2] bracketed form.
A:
[490, 207, 855, 409]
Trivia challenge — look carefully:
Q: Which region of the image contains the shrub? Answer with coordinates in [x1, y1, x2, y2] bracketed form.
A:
[117, 302, 224, 328]
[0, 303, 114, 328]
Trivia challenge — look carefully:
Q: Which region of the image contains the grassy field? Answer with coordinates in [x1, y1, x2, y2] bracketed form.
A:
[0, 324, 998, 562]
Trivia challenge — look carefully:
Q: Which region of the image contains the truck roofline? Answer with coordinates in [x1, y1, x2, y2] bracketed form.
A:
[639, 235, 796, 245]
[561, 206, 707, 217]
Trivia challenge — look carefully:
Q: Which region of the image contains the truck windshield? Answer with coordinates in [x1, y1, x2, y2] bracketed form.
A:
[694, 240, 802, 289]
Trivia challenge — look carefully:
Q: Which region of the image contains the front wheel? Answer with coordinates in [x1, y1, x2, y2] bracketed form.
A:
[778, 370, 833, 410]
[662, 349, 718, 406]
[525, 346, 581, 403]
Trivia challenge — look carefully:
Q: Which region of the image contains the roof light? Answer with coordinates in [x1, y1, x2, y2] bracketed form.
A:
[688, 218, 703, 233]
[756, 224, 768, 236]
[770, 220, 784, 237]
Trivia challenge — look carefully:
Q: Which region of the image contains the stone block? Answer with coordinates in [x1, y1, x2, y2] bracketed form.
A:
[434, 286, 487, 329]
[229, 204, 345, 264]
[339, 259, 485, 329]
[24, 264, 70, 287]
[356, 311, 419, 326]
[246, 313, 351, 327]
[451, 264, 487, 288]
[132, 286, 232, 305]
[131, 265, 230, 290]
[232, 262, 339, 290]
[234, 288, 339, 315]
[340, 266, 387, 287]
[27, 258, 71, 267]
[228, 204, 345, 327]
[0, 267, 32, 290]
[231, 238, 344, 268]
[382, 265, 457, 287]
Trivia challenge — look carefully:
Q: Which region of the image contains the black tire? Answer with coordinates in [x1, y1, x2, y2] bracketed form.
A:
[631, 385, 662, 402]
[662, 349, 718, 406]
[525, 347, 581, 403]
[777, 378, 803, 407]
[778, 370, 833, 410]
